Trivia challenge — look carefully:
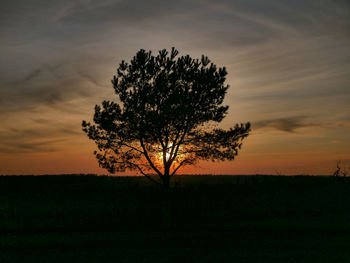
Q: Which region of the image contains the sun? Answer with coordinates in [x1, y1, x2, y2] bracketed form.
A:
[157, 143, 172, 162]
[165, 151, 171, 161]
[156, 143, 186, 167]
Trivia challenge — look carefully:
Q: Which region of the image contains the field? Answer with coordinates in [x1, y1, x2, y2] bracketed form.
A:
[0, 174, 350, 262]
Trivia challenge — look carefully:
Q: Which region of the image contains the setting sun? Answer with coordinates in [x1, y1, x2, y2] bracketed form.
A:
[156, 143, 185, 168]
[160, 150, 171, 163]
[158, 143, 173, 162]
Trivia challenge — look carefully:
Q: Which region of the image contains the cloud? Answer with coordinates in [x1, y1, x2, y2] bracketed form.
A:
[22, 63, 65, 82]
[76, 71, 107, 89]
[0, 137, 64, 154]
[0, 123, 83, 154]
[253, 116, 322, 133]
[0, 59, 109, 116]
[3, 140, 63, 153]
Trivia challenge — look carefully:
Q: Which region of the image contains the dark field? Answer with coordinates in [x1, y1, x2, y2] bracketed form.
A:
[0, 174, 349, 262]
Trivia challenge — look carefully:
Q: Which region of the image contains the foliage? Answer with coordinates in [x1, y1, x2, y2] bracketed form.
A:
[82, 48, 250, 187]
[332, 160, 348, 177]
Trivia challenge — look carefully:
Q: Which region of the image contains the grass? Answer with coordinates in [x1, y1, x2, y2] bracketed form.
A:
[0, 174, 350, 262]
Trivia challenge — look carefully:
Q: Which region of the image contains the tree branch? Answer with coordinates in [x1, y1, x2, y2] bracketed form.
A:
[170, 159, 187, 177]
[127, 162, 163, 186]
[170, 124, 189, 164]
[139, 138, 163, 177]
[121, 143, 144, 154]
[168, 129, 181, 161]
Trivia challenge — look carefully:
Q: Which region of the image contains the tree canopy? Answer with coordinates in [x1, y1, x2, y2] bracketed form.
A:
[82, 48, 250, 187]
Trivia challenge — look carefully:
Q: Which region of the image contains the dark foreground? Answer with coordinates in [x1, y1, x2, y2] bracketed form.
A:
[0, 174, 349, 262]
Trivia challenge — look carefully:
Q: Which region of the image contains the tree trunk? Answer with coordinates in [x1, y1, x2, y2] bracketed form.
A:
[162, 172, 170, 188]
[162, 165, 171, 223]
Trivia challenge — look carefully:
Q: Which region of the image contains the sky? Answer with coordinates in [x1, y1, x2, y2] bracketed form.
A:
[1, 0, 350, 175]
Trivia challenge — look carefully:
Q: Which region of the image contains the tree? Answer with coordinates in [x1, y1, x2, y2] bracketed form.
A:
[82, 48, 251, 188]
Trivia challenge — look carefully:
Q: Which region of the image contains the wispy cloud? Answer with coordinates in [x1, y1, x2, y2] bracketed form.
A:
[0, 123, 83, 154]
[0, 59, 110, 115]
[254, 116, 323, 133]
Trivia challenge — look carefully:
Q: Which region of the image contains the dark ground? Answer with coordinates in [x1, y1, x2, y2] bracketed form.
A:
[0, 174, 349, 262]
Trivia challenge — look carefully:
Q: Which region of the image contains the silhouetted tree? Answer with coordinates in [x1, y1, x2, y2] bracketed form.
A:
[82, 48, 251, 188]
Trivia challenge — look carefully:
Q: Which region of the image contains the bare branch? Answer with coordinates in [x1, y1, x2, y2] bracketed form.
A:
[121, 143, 144, 154]
[127, 162, 162, 186]
[170, 159, 188, 177]
[170, 124, 189, 164]
[139, 138, 163, 178]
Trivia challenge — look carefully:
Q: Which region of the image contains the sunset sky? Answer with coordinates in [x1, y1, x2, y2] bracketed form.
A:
[1, 0, 349, 175]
